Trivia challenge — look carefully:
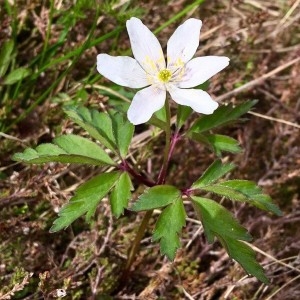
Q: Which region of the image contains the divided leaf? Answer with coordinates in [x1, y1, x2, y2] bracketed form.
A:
[192, 159, 235, 189]
[219, 237, 269, 284]
[64, 107, 134, 157]
[64, 106, 116, 151]
[132, 185, 181, 211]
[200, 180, 282, 216]
[111, 112, 134, 158]
[189, 132, 241, 156]
[192, 196, 268, 283]
[50, 171, 120, 232]
[110, 172, 132, 218]
[153, 198, 186, 260]
[189, 100, 257, 133]
[54, 135, 115, 165]
[192, 196, 252, 243]
[13, 134, 115, 166]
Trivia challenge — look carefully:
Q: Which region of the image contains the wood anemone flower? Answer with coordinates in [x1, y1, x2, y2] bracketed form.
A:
[97, 17, 230, 125]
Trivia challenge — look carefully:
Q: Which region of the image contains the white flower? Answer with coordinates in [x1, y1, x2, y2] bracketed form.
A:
[97, 17, 229, 125]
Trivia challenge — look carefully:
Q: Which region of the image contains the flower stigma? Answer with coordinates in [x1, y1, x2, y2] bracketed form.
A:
[158, 69, 172, 83]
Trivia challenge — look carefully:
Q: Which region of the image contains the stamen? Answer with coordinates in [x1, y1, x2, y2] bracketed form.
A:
[158, 69, 172, 83]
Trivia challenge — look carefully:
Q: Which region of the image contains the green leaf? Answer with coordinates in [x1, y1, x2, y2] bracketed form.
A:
[111, 112, 134, 158]
[192, 159, 235, 189]
[189, 132, 242, 156]
[64, 106, 116, 151]
[33, 144, 66, 156]
[192, 197, 268, 283]
[219, 237, 269, 284]
[92, 110, 116, 150]
[148, 105, 167, 130]
[154, 104, 167, 123]
[189, 100, 257, 133]
[200, 180, 282, 216]
[132, 185, 181, 211]
[148, 114, 167, 130]
[50, 171, 120, 232]
[55, 134, 115, 165]
[13, 134, 116, 166]
[176, 105, 193, 129]
[3, 67, 31, 85]
[153, 198, 186, 260]
[192, 196, 252, 243]
[0, 40, 14, 77]
[195, 80, 210, 91]
[110, 172, 132, 218]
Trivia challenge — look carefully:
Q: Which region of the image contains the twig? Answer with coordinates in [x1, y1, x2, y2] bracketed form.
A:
[180, 286, 195, 300]
[0, 132, 26, 143]
[248, 111, 300, 129]
[265, 274, 300, 300]
[278, 0, 300, 27]
[244, 242, 300, 273]
[216, 56, 300, 102]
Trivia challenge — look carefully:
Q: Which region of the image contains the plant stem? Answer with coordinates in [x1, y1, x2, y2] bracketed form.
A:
[120, 100, 173, 285]
[121, 160, 155, 187]
[119, 210, 153, 284]
[168, 130, 181, 165]
[157, 100, 171, 184]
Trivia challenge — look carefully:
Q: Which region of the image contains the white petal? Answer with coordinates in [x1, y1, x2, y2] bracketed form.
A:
[126, 17, 165, 74]
[168, 86, 218, 114]
[167, 19, 202, 67]
[127, 85, 166, 125]
[178, 56, 230, 88]
[97, 54, 149, 88]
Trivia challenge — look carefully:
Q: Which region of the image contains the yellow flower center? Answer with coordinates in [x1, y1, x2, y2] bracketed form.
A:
[158, 69, 172, 83]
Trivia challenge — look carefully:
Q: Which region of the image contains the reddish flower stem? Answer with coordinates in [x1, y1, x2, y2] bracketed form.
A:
[119, 160, 155, 187]
[120, 101, 176, 287]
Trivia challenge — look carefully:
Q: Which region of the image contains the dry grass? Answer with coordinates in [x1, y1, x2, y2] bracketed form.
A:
[0, 0, 300, 299]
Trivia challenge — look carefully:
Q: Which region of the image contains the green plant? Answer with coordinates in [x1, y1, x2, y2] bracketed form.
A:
[13, 15, 281, 290]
